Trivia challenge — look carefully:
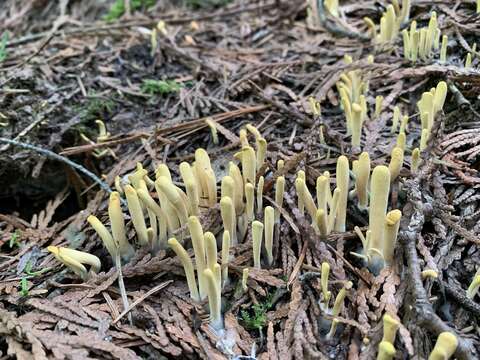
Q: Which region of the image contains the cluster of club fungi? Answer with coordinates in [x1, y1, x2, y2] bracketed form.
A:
[46, 1, 478, 356]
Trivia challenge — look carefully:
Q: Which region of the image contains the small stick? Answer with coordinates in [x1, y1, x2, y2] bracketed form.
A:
[0, 137, 119, 203]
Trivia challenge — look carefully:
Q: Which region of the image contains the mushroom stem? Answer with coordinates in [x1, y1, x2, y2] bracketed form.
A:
[168, 238, 200, 301]
[334, 156, 349, 232]
[377, 341, 395, 360]
[275, 176, 285, 223]
[48, 246, 101, 280]
[388, 147, 404, 182]
[242, 268, 249, 292]
[256, 176, 264, 215]
[221, 231, 231, 287]
[383, 210, 402, 265]
[179, 162, 200, 216]
[368, 166, 391, 269]
[467, 274, 480, 299]
[204, 232, 217, 271]
[87, 215, 117, 259]
[109, 192, 134, 260]
[382, 314, 400, 344]
[252, 220, 264, 269]
[264, 206, 275, 266]
[354, 152, 370, 210]
[187, 216, 207, 299]
[124, 185, 149, 246]
[204, 267, 223, 331]
[428, 332, 458, 360]
[320, 262, 331, 308]
[220, 196, 237, 245]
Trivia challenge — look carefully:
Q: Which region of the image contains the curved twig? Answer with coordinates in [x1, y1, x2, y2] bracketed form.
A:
[0, 137, 114, 199]
[316, 0, 370, 41]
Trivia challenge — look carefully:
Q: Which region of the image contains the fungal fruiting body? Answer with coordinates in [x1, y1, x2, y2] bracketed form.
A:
[353, 152, 370, 210]
[368, 166, 390, 270]
[352, 165, 401, 273]
[375, 96, 384, 117]
[194, 148, 217, 206]
[179, 162, 200, 216]
[87, 215, 117, 259]
[402, 12, 441, 62]
[320, 262, 331, 309]
[382, 314, 400, 344]
[334, 156, 350, 232]
[324, 0, 339, 17]
[168, 238, 200, 301]
[257, 176, 264, 215]
[187, 216, 207, 299]
[374, 1, 411, 46]
[242, 268, 249, 292]
[204, 267, 223, 331]
[440, 35, 448, 63]
[388, 147, 404, 181]
[109, 192, 135, 260]
[275, 176, 285, 223]
[124, 185, 149, 246]
[467, 273, 480, 299]
[417, 81, 448, 134]
[428, 332, 458, 360]
[264, 206, 275, 266]
[252, 220, 264, 269]
[383, 210, 402, 265]
[326, 281, 352, 339]
[48, 246, 101, 280]
[221, 231, 231, 287]
[205, 118, 219, 144]
[421, 269, 438, 279]
[377, 341, 396, 360]
[296, 171, 306, 215]
[220, 196, 237, 245]
[136, 188, 167, 249]
[337, 70, 367, 138]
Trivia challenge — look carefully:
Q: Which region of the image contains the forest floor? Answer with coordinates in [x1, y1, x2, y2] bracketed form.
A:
[1, 0, 480, 359]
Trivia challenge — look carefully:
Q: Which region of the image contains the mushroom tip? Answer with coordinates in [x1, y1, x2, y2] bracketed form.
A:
[374, 165, 390, 175]
[220, 196, 233, 205]
[386, 210, 402, 224]
[47, 245, 59, 254]
[379, 341, 396, 355]
[203, 268, 214, 277]
[195, 148, 208, 156]
[109, 191, 121, 202]
[124, 184, 136, 193]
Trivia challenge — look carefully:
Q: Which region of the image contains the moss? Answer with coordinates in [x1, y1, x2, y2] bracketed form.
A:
[8, 229, 21, 248]
[141, 79, 182, 95]
[104, 0, 157, 22]
[240, 291, 274, 331]
[0, 32, 8, 63]
[79, 96, 116, 122]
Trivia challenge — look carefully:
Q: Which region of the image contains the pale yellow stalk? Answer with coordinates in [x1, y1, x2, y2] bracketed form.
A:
[264, 206, 274, 266]
[109, 192, 134, 259]
[168, 238, 200, 301]
[334, 156, 349, 232]
[252, 220, 264, 269]
[275, 176, 285, 223]
[87, 215, 117, 258]
[187, 216, 207, 299]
